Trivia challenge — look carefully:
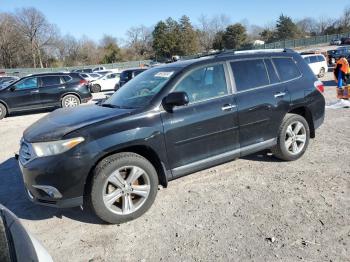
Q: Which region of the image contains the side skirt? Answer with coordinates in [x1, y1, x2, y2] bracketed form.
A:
[171, 138, 277, 179]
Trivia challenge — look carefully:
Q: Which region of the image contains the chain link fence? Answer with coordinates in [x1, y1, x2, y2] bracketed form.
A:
[1, 60, 151, 77]
[256, 32, 350, 49]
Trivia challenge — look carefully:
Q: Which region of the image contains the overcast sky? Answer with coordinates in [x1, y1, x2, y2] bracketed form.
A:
[0, 0, 348, 41]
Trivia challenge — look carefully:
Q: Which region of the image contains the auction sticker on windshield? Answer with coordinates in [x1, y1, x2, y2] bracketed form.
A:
[155, 72, 174, 78]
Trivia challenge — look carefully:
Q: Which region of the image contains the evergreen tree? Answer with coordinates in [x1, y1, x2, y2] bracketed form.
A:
[275, 14, 301, 40]
[222, 23, 247, 49]
[178, 15, 199, 55]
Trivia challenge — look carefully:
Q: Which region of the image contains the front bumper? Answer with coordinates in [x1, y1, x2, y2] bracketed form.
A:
[16, 145, 91, 208]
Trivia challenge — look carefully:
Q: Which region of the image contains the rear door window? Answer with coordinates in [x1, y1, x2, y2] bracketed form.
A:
[230, 59, 269, 92]
[264, 59, 280, 84]
[272, 57, 301, 82]
[40, 76, 61, 87]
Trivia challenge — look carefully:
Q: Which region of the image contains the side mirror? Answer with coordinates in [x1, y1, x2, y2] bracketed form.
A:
[162, 92, 189, 112]
[9, 86, 16, 91]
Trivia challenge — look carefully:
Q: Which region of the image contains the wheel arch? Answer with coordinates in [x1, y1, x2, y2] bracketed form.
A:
[0, 99, 8, 110]
[84, 145, 168, 202]
[288, 106, 315, 138]
[60, 92, 82, 102]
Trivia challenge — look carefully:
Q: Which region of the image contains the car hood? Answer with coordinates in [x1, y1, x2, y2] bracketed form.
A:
[23, 104, 132, 142]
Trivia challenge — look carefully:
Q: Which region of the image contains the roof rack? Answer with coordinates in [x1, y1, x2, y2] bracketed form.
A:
[216, 48, 294, 57]
[180, 48, 294, 61]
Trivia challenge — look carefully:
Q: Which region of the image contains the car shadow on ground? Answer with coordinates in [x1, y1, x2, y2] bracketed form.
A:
[7, 108, 56, 118]
[241, 150, 282, 163]
[0, 157, 104, 224]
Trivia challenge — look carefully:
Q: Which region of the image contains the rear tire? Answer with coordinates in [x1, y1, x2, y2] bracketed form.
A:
[91, 84, 101, 93]
[89, 153, 159, 224]
[61, 94, 80, 108]
[0, 103, 7, 120]
[272, 113, 310, 161]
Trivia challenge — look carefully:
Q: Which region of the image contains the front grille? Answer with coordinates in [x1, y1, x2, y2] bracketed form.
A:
[19, 140, 34, 164]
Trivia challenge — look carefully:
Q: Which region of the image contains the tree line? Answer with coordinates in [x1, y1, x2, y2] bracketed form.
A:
[0, 7, 350, 68]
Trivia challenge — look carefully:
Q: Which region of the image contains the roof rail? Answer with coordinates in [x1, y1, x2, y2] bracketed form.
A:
[216, 48, 295, 57]
[181, 48, 295, 61]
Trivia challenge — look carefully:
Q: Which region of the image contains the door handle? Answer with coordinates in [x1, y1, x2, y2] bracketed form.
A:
[30, 90, 39, 94]
[274, 92, 286, 98]
[221, 104, 236, 111]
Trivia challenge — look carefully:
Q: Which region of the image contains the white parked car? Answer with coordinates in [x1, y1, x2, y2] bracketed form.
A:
[301, 54, 328, 78]
[90, 72, 120, 93]
[79, 73, 102, 82]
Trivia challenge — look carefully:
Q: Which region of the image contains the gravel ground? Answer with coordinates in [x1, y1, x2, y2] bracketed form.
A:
[0, 71, 349, 262]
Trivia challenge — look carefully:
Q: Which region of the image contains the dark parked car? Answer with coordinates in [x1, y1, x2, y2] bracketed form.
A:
[327, 46, 350, 65]
[18, 49, 325, 224]
[0, 73, 92, 119]
[341, 37, 350, 45]
[116, 68, 147, 90]
[0, 204, 52, 261]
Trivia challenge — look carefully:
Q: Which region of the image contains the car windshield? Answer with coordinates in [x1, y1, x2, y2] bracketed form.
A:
[103, 67, 178, 109]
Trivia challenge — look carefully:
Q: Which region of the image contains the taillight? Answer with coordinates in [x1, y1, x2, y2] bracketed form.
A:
[79, 79, 88, 85]
[314, 80, 324, 93]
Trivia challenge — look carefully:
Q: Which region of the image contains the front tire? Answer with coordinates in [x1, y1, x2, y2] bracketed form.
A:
[90, 153, 159, 224]
[272, 114, 310, 161]
[61, 94, 80, 108]
[0, 103, 7, 120]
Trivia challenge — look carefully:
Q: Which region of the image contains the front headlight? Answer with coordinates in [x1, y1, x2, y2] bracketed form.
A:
[32, 137, 85, 157]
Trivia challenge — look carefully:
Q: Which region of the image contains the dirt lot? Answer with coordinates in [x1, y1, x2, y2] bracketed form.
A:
[0, 71, 349, 262]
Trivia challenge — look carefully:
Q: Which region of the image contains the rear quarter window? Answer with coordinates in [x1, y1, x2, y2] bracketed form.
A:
[272, 57, 301, 82]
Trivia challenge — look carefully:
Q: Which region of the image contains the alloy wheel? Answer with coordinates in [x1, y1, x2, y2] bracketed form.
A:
[102, 166, 151, 215]
[64, 96, 79, 107]
[284, 121, 307, 155]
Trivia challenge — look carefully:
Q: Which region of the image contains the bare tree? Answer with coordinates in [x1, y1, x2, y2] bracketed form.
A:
[14, 7, 57, 68]
[126, 25, 153, 57]
[197, 14, 231, 51]
[297, 17, 318, 35]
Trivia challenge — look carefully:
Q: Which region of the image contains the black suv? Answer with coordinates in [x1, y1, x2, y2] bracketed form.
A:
[0, 73, 92, 119]
[18, 49, 325, 224]
[116, 68, 147, 90]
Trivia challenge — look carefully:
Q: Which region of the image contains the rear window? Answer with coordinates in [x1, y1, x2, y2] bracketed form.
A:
[230, 59, 269, 92]
[272, 57, 301, 82]
[40, 76, 61, 86]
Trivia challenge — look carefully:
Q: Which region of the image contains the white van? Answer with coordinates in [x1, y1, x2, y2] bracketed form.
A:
[301, 54, 328, 78]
